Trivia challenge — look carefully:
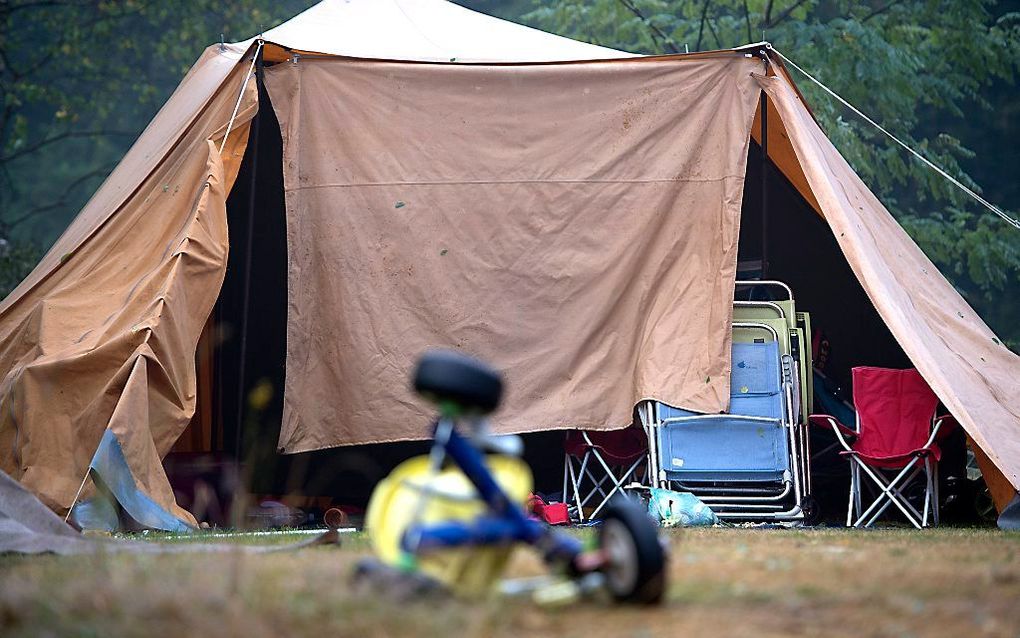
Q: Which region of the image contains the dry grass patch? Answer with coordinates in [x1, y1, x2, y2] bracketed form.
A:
[1, 527, 1018, 637]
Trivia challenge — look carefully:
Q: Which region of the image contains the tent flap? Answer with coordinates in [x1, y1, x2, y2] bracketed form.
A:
[267, 55, 763, 453]
[758, 72, 1020, 499]
[0, 53, 255, 525]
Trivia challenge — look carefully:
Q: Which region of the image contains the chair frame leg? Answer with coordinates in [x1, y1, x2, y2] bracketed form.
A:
[588, 456, 644, 521]
[853, 462, 862, 519]
[922, 457, 932, 528]
[566, 453, 585, 522]
[856, 463, 922, 526]
[564, 446, 649, 523]
[562, 453, 569, 505]
[848, 455, 934, 530]
[860, 466, 924, 528]
[846, 459, 857, 527]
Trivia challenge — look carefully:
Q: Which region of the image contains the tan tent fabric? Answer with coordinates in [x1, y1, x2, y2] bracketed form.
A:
[2, 0, 1017, 526]
[750, 92, 822, 216]
[267, 55, 763, 453]
[759, 72, 1020, 497]
[0, 44, 250, 316]
[0, 48, 258, 519]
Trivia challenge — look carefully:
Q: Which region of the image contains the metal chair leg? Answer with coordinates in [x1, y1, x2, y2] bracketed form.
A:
[588, 456, 644, 521]
[566, 455, 585, 522]
[853, 462, 862, 516]
[562, 453, 569, 504]
[855, 461, 924, 529]
[847, 459, 857, 527]
[859, 465, 925, 528]
[922, 457, 932, 527]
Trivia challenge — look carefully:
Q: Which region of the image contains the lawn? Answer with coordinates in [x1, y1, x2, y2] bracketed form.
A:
[1, 527, 1018, 637]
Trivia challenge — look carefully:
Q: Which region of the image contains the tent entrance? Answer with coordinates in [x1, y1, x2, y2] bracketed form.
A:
[169, 79, 971, 524]
[738, 136, 971, 521]
[739, 139, 912, 388]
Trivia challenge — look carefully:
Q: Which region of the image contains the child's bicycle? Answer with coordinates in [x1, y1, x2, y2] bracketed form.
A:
[354, 349, 667, 604]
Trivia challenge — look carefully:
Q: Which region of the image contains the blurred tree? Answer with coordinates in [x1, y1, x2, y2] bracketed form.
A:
[522, 0, 1020, 347]
[0, 0, 313, 296]
[458, 0, 535, 18]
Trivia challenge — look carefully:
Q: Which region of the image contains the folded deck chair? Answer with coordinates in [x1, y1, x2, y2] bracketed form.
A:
[562, 426, 647, 522]
[810, 367, 953, 529]
[733, 280, 813, 492]
[649, 333, 807, 522]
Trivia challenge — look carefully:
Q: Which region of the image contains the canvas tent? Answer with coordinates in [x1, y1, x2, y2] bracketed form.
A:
[0, 0, 1017, 531]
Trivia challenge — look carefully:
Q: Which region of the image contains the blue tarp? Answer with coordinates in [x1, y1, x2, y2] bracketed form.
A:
[71, 429, 192, 532]
[999, 494, 1020, 531]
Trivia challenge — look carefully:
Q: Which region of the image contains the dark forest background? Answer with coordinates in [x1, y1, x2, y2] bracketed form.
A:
[1, 0, 1017, 347]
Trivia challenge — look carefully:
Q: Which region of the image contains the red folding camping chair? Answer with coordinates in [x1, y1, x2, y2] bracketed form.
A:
[810, 367, 954, 529]
[562, 427, 647, 522]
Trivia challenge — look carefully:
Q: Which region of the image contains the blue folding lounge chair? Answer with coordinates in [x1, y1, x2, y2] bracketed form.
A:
[643, 328, 807, 522]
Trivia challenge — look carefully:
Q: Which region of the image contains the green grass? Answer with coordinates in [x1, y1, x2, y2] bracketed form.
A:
[106, 527, 354, 546]
[2, 527, 1019, 637]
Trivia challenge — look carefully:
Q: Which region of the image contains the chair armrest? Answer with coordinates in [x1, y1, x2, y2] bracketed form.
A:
[934, 414, 959, 442]
[661, 414, 780, 426]
[809, 414, 855, 437]
[922, 414, 958, 449]
[809, 414, 856, 451]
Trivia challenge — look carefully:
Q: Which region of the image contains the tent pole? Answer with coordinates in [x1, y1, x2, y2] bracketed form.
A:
[233, 47, 264, 460]
[760, 88, 769, 279]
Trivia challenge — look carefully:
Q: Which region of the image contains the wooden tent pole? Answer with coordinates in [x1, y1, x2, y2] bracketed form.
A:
[233, 46, 265, 459]
[760, 88, 769, 279]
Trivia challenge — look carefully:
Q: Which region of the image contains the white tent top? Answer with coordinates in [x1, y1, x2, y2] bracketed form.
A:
[257, 0, 637, 62]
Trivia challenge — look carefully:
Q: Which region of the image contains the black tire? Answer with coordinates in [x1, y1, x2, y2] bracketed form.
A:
[413, 349, 503, 415]
[800, 496, 822, 526]
[975, 484, 998, 524]
[598, 501, 667, 604]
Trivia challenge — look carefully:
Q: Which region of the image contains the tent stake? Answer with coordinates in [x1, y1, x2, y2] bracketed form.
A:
[64, 467, 91, 523]
[233, 45, 265, 460]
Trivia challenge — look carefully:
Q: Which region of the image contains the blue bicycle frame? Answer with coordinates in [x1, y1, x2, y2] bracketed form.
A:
[400, 418, 582, 563]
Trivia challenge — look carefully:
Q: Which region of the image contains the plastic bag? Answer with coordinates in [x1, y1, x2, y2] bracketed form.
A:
[647, 488, 718, 527]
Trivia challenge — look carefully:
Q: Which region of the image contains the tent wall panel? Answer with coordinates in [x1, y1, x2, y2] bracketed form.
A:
[266, 55, 762, 453]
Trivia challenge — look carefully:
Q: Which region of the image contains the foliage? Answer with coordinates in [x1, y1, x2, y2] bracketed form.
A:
[0, 0, 314, 297]
[0, 238, 43, 298]
[522, 0, 1020, 346]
